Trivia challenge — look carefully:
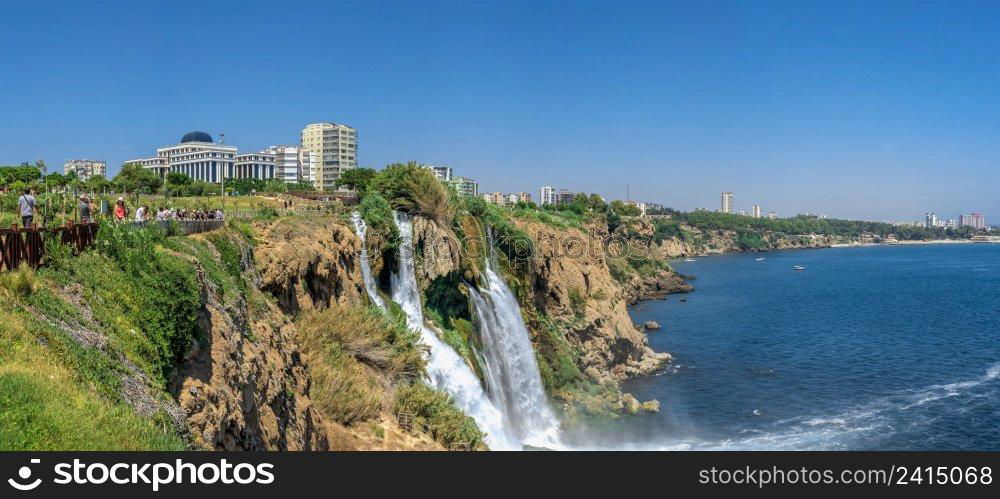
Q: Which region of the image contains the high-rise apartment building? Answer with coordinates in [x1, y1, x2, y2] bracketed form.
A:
[264, 145, 308, 183]
[752, 204, 762, 218]
[447, 176, 479, 197]
[925, 212, 938, 229]
[539, 185, 555, 205]
[300, 122, 357, 191]
[960, 213, 986, 230]
[63, 159, 106, 180]
[721, 191, 734, 213]
[424, 165, 453, 181]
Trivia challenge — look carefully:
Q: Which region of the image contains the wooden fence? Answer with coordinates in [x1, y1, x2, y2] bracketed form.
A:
[0, 221, 99, 272]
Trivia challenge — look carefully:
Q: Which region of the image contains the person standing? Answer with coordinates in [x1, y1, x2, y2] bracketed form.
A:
[18, 188, 36, 228]
[114, 197, 127, 222]
[78, 195, 92, 223]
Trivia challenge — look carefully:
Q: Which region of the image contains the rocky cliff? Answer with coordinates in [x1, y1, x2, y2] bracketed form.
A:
[515, 220, 670, 383]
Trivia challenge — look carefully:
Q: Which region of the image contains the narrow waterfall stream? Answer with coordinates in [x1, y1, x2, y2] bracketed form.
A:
[466, 228, 563, 448]
[350, 212, 386, 309]
[388, 212, 520, 450]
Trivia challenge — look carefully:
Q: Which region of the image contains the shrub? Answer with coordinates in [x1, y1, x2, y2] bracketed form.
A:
[393, 382, 485, 449]
[405, 169, 455, 228]
[297, 306, 423, 425]
[0, 263, 36, 299]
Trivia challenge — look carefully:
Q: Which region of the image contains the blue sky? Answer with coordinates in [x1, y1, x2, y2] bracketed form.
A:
[1, 0, 997, 221]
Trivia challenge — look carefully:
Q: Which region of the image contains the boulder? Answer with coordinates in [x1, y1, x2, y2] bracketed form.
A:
[643, 320, 661, 331]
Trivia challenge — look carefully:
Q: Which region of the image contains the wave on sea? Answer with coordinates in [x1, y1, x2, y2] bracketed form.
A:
[618, 362, 1000, 451]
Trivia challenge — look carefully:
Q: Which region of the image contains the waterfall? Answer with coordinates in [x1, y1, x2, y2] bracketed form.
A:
[350, 212, 386, 309]
[389, 211, 520, 450]
[466, 228, 563, 448]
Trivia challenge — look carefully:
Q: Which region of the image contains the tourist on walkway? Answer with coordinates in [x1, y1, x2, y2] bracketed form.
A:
[135, 205, 147, 222]
[18, 188, 36, 228]
[114, 197, 127, 222]
[78, 195, 91, 223]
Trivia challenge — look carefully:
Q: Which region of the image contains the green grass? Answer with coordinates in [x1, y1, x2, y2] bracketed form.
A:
[0, 306, 183, 451]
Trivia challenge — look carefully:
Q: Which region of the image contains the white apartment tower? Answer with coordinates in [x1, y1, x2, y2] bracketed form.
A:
[540, 185, 555, 205]
[300, 122, 357, 191]
[721, 191, 734, 213]
[752, 204, 762, 218]
[424, 165, 453, 181]
[264, 145, 309, 183]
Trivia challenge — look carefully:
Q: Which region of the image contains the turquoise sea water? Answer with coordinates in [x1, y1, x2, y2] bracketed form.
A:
[603, 244, 999, 450]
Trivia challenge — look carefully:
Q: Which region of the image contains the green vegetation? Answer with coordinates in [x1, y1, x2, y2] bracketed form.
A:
[676, 210, 978, 241]
[394, 382, 485, 449]
[297, 304, 485, 448]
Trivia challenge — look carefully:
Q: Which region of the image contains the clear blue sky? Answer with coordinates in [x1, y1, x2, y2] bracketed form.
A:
[1, 0, 997, 221]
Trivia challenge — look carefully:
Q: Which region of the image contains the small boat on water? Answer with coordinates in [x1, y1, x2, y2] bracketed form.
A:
[684, 258, 696, 262]
[755, 257, 765, 261]
[793, 265, 805, 271]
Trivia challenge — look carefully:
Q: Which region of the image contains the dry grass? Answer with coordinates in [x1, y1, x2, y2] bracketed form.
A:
[296, 305, 424, 425]
[406, 169, 456, 228]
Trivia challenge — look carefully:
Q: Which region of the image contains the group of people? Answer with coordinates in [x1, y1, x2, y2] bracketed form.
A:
[15, 190, 226, 228]
[149, 206, 225, 222]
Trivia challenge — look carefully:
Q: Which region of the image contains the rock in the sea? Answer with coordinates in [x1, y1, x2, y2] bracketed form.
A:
[622, 394, 643, 415]
[641, 400, 661, 413]
[644, 320, 661, 331]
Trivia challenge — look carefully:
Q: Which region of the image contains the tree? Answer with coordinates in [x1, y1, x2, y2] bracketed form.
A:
[113, 162, 162, 194]
[334, 167, 376, 195]
[165, 172, 193, 196]
[84, 174, 112, 193]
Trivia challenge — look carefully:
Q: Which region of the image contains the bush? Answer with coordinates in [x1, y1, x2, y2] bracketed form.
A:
[297, 306, 423, 425]
[0, 264, 36, 299]
[393, 382, 485, 449]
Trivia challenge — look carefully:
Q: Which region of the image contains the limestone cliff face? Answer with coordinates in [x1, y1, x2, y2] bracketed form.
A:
[171, 238, 329, 451]
[515, 220, 669, 382]
[253, 217, 366, 315]
[412, 216, 462, 287]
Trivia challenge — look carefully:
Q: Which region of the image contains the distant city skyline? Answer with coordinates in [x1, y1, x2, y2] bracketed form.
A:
[1, 1, 998, 221]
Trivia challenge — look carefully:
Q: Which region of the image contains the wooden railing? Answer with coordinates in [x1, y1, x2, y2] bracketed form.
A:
[0, 222, 99, 272]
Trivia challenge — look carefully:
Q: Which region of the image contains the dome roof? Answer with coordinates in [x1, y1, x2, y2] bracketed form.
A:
[180, 131, 213, 143]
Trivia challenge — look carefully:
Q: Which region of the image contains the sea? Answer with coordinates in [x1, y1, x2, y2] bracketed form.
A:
[581, 244, 1000, 450]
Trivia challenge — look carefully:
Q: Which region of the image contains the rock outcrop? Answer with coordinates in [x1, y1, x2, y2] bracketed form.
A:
[254, 217, 366, 315]
[172, 238, 329, 451]
[516, 220, 670, 382]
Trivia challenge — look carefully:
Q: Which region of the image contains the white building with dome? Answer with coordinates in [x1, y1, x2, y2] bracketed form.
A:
[130, 131, 242, 183]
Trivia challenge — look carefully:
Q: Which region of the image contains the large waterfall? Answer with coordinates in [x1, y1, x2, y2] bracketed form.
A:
[388, 212, 520, 450]
[350, 212, 386, 309]
[466, 229, 563, 448]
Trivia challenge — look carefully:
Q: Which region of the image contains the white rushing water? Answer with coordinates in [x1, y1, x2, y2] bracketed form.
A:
[466, 236, 562, 447]
[350, 212, 386, 309]
[389, 212, 520, 450]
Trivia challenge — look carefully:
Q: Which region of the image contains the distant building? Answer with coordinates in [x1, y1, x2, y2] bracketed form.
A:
[129, 131, 237, 183]
[721, 191, 734, 213]
[539, 185, 574, 205]
[737, 210, 747, 216]
[626, 200, 647, 217]
[539, 185, 555, 205]
[483, 192, 506, 205]
[509, 192, 531, 204]
[959, 213, 986, 230]
[925, 212, 938, 229]
[424, 165, 453, 181]
[767, 211, 777, 220]
[263, 145, 309, 183]
[63, 159, 106, 180]
[300, 122, 357, 191]
[752, 204, 762, 218]
[448, 176, 478, 197]
[233, 152, 277, 181]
